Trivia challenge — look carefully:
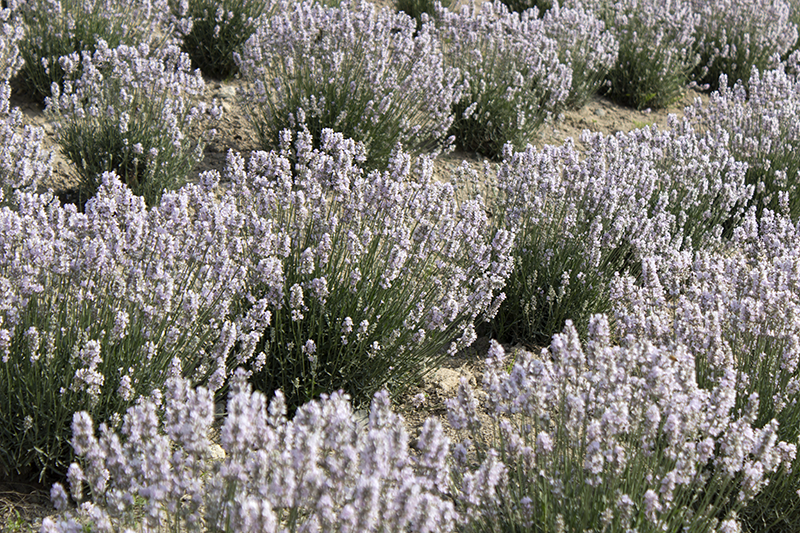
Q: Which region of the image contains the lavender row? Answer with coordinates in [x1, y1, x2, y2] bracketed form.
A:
[7, 0, 798, 177]
[0, 110, 511, 482]
[43, 309, 799, 531]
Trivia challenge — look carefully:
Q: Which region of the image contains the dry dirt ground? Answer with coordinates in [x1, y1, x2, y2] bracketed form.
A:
[1, 67, 709, 531]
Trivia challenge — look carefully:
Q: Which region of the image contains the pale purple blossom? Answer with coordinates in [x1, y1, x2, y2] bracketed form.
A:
[45, 41, 220, 205]
[48, 371, 457, 531]
[237, 0, 460, 167]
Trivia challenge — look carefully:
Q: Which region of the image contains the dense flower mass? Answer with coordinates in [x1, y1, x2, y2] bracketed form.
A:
[436, 0, 571, 158]
[586, 0, 699, 109]
[236, 0, 460, 169]
[0, 173, 254, 480]
[2, 0, 800, 531]
[8, 0, 171, 101]
[219, 128, 514, 410]
[448, 320, 796, 532]
[0, 82, 53, 202]
[610, 207, 800, 529]
[540, 2, 618, 108]
[489, 119, 751, 343]
[691, 0, 797, 91]
[683, 60, 800, 221]
[42, 369, 458, 532]
[0, 8, 24, 82]
[46, 41, 220, 206]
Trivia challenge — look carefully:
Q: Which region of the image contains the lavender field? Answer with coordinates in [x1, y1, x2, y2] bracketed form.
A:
[2, 0, 800, 531]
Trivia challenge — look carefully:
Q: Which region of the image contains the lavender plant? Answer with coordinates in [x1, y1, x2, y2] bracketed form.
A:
[436, 0, 571, 159]
[0, 8, 49, 202]
[690, 0, 797, 91]
[395, 0, 450, 32]
[42, 369, 458, 532]
[0, 173, 255, 482]
[170, 0, 273, 79]
[683, 64, 800, 222]
[221, 128, 513, 411]
[236, 0, 460, 170]
[0, 7, 23, 81]
[540, 2, 618, 109]
[46, 41, 220, 208]
[590, 0, 699, 109]
[610, 208, 800, 532]
[489, 122, 751, 344]
[8, 0, 169, 102]
[448, 319, 796, 533]
[0, 82, 54, 203]
[497, 0, 552, 15]
[788, 0, 800, 57]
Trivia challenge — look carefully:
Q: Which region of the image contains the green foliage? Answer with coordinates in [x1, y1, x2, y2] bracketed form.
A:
[438, 1, 570, 160]
[225, 132, 510, 412]
[10, 0, 162, 103]
[0, 179, 235, 483]
[46, 44, 215, 208]
[395, 0, 450, 30]
[497, 0, 551, 15]
[592, 0, 699, 110]
[171, 0, 273, 79]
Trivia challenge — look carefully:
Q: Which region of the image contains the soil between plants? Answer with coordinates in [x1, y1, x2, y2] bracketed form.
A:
[2, 68, 709, 531]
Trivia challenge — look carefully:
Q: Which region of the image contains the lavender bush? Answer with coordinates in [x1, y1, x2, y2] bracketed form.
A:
[683, 64, 800, 222]
[489, 122, 751, 344]
[8, 0, 169, 102]
[220, 128, 513, 410]
[42, 368, 458, 532]
[46, 41, 220, 207]
[436, 0, 571, 159]
[0, 173, 253, 482]
[789, 0, 800, 58]
[0, 7, 23, 81]
[610, 208, 800, 532]
[497, 0, 551, 15]
[0, 82, 53, 203]
[395, 0, 450, 31]
[691, 0, 797, 91]
[541, 2, 618, 109]
[170, 0, 273, 79]
[448, 319, 796, 532]
[589, 0, 699, 109]
[236, 0, 459, 170]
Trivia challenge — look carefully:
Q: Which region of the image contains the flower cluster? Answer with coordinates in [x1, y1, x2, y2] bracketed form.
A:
[8, 0, 171, 101]
[1, 123, 514, 482]
[0, 81, 54, 203]
[436, 0, 571, 159]
[588, 0, 699, 109]
[0, 7, 23, 81]
[610, 207, 800, 530]
[42, 368, 458, 532]
[691, 0, 797, 91]
[236, 0, 460, 169]
[46, 40, 220, 207]
[220, 128, 513, 410]
[541, 2, 618, 108]
[395, 0, 451, 31]
[170, 0, 273, 78]
[489, 119, 751, 344]
[497, 0, 552, 15]
[448, 319, 796, 532]
[683, 61, 800, 221]
[0, 173, 254, 481]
